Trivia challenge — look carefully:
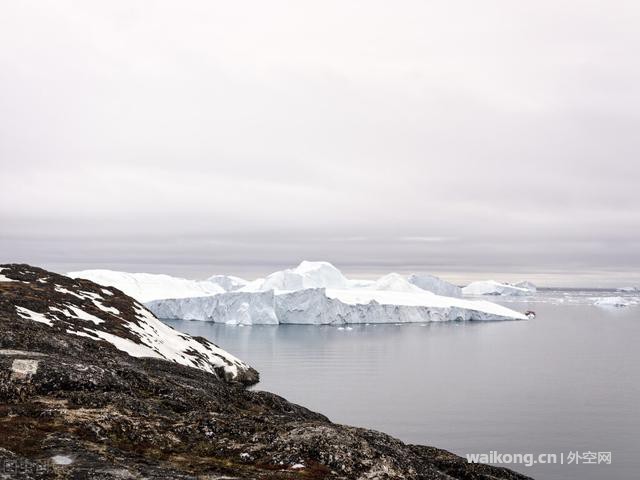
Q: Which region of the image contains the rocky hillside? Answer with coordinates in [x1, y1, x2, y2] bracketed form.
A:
[0, 264, 257, 384]
[0, 264, 531, 479]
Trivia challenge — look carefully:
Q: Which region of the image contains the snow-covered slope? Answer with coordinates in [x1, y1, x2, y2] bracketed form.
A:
[408, 274, 462, 297]
[147, 287, 527, 324]
[2, 264, 258, 384]
[462, 280, 533, 296]
[67, 270, 225, 303]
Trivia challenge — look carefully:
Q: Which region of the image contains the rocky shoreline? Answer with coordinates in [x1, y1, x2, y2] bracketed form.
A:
[0, 264, 531, 479]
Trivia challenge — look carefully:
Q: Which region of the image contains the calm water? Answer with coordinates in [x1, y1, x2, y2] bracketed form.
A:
[163, 296, 640, 479]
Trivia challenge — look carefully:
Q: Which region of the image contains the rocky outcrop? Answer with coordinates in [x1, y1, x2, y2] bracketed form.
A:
[0, 264, 257, 385]
[0, 264, 531, 479]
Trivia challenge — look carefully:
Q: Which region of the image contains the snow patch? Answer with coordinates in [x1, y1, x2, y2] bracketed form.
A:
[55, 285, 85, 299]
[16, 306, 53, 326]
[78, 290, 104, 301]
[49, 304, 104, 325]
[55, 286, 107, 305]
[67, 328, 164, 359]
[93, 300, 120, 315]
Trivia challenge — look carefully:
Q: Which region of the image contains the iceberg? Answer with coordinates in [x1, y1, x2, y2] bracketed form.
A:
[150, 290, 279, 325]
[147, 287, 527, 324]
[593, 296, 637, 308]
[617, 286, 639, 293]
[74, 261, 529, 324]
[368, 273, 426, 293]
[408, 273, 462, 297]
[244, 260, 350, 291]
[67, 270, 225, 303]
[462, 280, 533, 296]
[284, 288, 527, 323]
[514, 281, 537, 293]
[207, 275, 248, 292]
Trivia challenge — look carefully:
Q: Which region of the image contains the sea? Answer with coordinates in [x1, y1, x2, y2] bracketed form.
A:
[163, 289, 640, 479]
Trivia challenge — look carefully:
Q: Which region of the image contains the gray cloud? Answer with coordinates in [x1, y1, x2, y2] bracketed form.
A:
[1, 1, 639, 286]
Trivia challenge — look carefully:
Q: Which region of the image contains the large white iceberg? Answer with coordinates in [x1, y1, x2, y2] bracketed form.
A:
[74, 261, 529, 324]
[462, 280, 534, 296]
[147, 286, 527, 324]
[67, 270, 225, 303]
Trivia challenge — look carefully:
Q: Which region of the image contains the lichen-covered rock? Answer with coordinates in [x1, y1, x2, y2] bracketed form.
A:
[0, 264, 531, 479]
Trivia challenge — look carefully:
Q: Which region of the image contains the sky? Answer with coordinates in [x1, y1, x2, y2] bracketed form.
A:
[1, 1, 640, 287]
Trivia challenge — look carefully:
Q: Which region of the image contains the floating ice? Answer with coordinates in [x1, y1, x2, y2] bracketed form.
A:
[593, 296, 637, 308]
[462, 280, 534, 296]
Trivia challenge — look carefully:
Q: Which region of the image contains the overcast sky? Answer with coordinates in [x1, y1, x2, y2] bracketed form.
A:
[1, 1, 639, 286]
